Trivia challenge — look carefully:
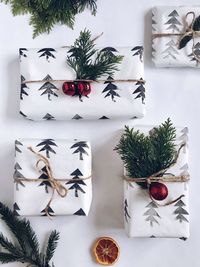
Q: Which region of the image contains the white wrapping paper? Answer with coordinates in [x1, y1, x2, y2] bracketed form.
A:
[19, 46, 145, 120]
[152, 6, 200, 67]
[124, 127, 189, 238]
[14, 138, 92, 216]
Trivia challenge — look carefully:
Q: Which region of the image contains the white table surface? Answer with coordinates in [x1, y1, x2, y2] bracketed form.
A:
[0, 0, 200, 266]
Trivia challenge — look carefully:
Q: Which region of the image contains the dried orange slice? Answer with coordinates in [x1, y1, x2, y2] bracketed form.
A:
[93, 237, 120, 265]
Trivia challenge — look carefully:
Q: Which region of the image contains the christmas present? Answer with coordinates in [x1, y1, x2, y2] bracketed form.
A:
[115, 120, 190, 238]
[19, 30, 145, 121]
[152, 6, 200, 67]
[14, 138, 92, 216]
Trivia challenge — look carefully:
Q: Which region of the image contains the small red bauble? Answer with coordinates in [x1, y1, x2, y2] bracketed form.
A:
[77, 81, 91, 96]
[149, 182, 168, 201]
[62, 82, 76, 96]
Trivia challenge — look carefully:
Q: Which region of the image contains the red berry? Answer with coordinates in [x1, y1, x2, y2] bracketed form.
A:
[62, 82, 75, 96]
[78, 81, 91, 96]
[149, 182, 168, 201]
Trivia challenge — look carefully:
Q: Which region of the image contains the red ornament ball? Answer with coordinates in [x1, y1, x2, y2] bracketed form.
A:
[62, 82, 76, 96]
[78, 81, 91, 96]
[149, 182, 168, 201]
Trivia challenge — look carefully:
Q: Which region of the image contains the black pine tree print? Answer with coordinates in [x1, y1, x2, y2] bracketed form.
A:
[162, 40, 179, 60]
[19, 48, 28, 60]
[66, 169, 86, 197]
[39, 75, 59, 101]
[70, 141, 89, 160]
[36, 139, 57, 158]
[143, 201, 161, 226]
[188, 42, 200, 65]
[152, 11, 157, 32]
[74, 208, 86, 216]
[15, 140, 23, 154]
[41, 206, 55, 217]
[133, 78, 145, 104]
[124, 199, 131, 223]
[13, 202, 20, 216]
[20, 75, 29, 100]
[38, 166, 51, 193]
[37, 48, 56, 61]
[102, 76, 120, 102]
[43, 113, 55, 120]
[173, 199, 189, 223]
[132, 46, 144, 62]
[165, 10, 182, 32]
[99, 116, 109, 119]
[101, 47, 119, 56]
[72, 114, 83, 120]
[14, 162, 25, 190]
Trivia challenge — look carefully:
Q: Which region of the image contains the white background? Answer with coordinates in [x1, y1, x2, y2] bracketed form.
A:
[0, 0, 200, 266]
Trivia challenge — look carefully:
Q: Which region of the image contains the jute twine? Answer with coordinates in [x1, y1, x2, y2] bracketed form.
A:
[123, 143, 190, 206]
[152, 11, 200, 63]
[14, 147, 92, 218]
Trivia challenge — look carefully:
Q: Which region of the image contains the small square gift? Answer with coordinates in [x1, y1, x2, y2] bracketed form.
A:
[152, 6, 200, 67]
[19, 30, 145, 121]
[13, 138, 92, 217]
[115, 119, 190, 238]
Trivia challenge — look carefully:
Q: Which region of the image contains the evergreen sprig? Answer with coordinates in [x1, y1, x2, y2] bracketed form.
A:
[67, 29, 124, 80]
[114, 119, 177, 189]
[0, 203, 59, 267]
[0, 0, 97, 38]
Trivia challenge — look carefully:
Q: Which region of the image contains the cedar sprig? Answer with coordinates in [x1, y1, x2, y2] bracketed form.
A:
[114, 119, 177, 189]
[0, 202, 59, 267]
[0, 0, 97, 38]
[67, 29, 124, 80]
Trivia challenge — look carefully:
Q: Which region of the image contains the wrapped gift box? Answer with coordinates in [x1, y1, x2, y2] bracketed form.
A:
[19, 46, 145, 120]
[124, 127, 190, 238]
[14, 138, 92, 216]
[152, 6, 200, 67]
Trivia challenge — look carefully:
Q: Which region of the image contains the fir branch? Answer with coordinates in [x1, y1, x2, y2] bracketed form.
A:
[67, 29, 124, 80]
[114, 119, 177, 189]
[1, 0, 98, 38]
[0, 203, 60, 267]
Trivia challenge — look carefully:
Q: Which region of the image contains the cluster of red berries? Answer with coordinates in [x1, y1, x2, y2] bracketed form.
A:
[62, 81, 91, 97]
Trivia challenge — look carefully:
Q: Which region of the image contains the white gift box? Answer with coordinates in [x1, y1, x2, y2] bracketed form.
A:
[124, 127, 190, 238]
[19, 46, 145, 120]
[14, 139, 92, 216]
[152, 6, 200, 67]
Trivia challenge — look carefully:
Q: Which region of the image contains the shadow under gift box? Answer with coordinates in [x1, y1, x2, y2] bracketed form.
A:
[19, 46, 145, 121]
[14, 139, 92, 216]
[123, 126, 190, 238]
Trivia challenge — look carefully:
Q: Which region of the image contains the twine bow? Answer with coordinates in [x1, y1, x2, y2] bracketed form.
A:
[152, 11, 200, 64]
[123, 143, 190, 206]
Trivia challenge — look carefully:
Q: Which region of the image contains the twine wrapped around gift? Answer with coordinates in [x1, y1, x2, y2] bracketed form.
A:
[152, 11, 200, 63]
[123, 143, 190, 206]
[14, 147, 92, 218]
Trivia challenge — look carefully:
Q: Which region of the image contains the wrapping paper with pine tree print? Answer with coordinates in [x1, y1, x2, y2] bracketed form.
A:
[152, 6, 200, 67]
[19, 46, 145, 120]
[14, 138, 92, 216]
[124, 127, 190, 238]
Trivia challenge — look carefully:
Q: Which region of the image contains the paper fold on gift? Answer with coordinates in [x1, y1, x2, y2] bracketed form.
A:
[124, 127, 190, 238]
[152, 6, 200, 67]
[14, 138, 92, 216]
[19, 46, 145, 120]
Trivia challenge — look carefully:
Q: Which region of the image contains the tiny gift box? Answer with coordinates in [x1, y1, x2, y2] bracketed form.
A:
[152, 6, 200, 67]
[121, 126, 190, 238]
[19, 46, 145, 120]
[14, 138, 92, 216]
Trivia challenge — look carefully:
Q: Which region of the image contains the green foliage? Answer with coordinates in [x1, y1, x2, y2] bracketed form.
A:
[0, 203, 59, 267]
[114, 119, 177, 189]
[1, 0, 97, 38]
[67, 29, 124, 80]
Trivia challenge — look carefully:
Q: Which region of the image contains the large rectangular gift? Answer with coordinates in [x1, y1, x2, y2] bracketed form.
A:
[152, 6, 200, 67]
[14, 138, 92, 216]
[19, 46, 145, 120]
[122, 126, 190, 238]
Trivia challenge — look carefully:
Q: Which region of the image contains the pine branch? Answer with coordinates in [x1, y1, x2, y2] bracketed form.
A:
[1, 0, 98, 38]
[67, 29, 123, 80]
[45, 230, 60, 265]
[114, 119, 177, 189]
